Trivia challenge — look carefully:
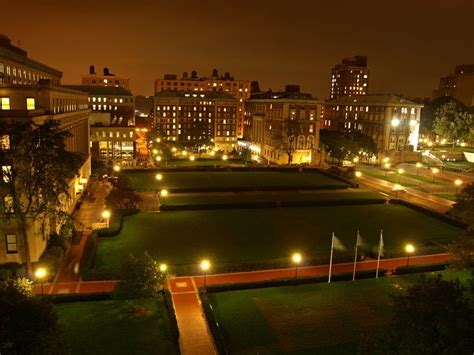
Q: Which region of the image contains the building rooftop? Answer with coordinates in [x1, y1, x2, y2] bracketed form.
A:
[62, 85, 132, 96]
[326, 94, 423, 107]
[154, 90, 237, 101]
[0, 35, 62, 77]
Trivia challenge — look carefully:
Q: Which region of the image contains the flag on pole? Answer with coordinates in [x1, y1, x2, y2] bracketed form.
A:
[376, 230, 384, 278]
[328, 233, 345, 283]
[352, 230, 362, 281]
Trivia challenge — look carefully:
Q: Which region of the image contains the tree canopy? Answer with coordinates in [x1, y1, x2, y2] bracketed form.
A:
[433, 102, 473, 149]
[449, 182, 474, 229]
[320, 129, 377, 163]
[0, 120, 83, 274]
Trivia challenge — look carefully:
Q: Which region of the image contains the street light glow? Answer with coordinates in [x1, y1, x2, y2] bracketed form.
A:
[190, 155, 195, 161]
[384, 163, 391, 169]
[405, 244, 415, 254]
[171, 147, 177, 153]
[182, 151, 187, 156]
[113, 165, 121, 172]
[156, 156, 162, 162]
[156, 138, 161, 143]
[152, 149, 158, 155]
[398, 168, 404, 174]
[454, 179, 463, 186]
[415, 162, 422, 168]
[35, 267, 47, 279]
[432, 168, 439, 174]
[222, 155, 228, 161]
[101, 210, 111, 219]
[353, 157, 359, 163]
[155, 173, 163, 181]
[210, 151, 215, 156]
[200, 259, 210, 271]
[355, 171, 362, 178]
[292, 253, 302, 264]
[160, 189, 168, 197]
[159, 264, 168, 272]
[391, 118, 400, 127]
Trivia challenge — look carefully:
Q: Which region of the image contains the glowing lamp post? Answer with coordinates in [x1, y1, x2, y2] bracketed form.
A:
[397, 168, 404, 184]
[384, 162, 391, 176]
[159, 263, 168, 272]
[155, 156, 162, 162]
[454, 179, 463, 194]
[155, 173, 163, 181]
[113, 165, 121, 176]
[292, 253, 302, 279]
[222, 154, 228, 161]
[355, 171, 362, 181]
[353, 157, 359, 166]
[432, 167, 439, 182]
[160, 189, 168, 205]
[152, 149, 158, 155]
[102, 210, 111, 228]
[415, 162, 422, 176]
[200, 259, 210, 287]
[35, 267, 47, 296]
[189, 155, 195, 161]
[405, 244, 415, 266]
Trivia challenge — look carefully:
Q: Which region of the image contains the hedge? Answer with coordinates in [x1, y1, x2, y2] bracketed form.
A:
[200, 290, 228, 354]
[161, 197, 385, 211]
[203, 269, 386, 294]
[36, 246, 65, 282]
[98, 208, 139, 237]
[393, 263, 448, 275]
[47, 292, 112, 303]
[389, 199, 467, 229]
[162, 289, 180, 344]
[317, 167, 359, 188]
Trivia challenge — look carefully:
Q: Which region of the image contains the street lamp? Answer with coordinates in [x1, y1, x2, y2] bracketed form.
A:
[155, 156, 162, 162]
[35, 267, 47, 296]
[156, 138, 161, 143]
[415, 162, 422, 176]
[160, 189, 168, 205]
[159, 263, 168, 272]
[102, 210, 111, 228]
[189, 155, 195, 161]
[384, 162, 391, 176]
[222, 154, 228, 161]
[454, 179, 463, 194]
[397, 168, 404, 183]
[152, 149, 158, 155]
[182, 150, 187, 157]
[355, 171, 362, 179]
[200, 259, 210, 287]
[155, 173, 163, 181]
[292, 253, 302, 279]
[113, 165, 121, 175]
[432, 167, 439, 182]
[353, 157, 359, 166]
[405, 244, 415, 266]
[171, 147, 177, 153]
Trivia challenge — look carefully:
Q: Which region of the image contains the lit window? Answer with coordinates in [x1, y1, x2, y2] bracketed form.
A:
[3, 195, 14, 213]
[119, 98, 123, 103]
[1, 98, 10, 110]
[5, 234, 18, 254]
[26, 98, 35, 110]
[92, 97, 97, 102]
[0, 135, 10, 150]
[2, 166, 11, 183]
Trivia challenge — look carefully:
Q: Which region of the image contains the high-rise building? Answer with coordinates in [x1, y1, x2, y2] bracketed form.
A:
[243, 85, 322, 165]
[323, 95, 422, 152]
[330, 56, 369, 99]
[154, 91, 238, 151]
[0, 35, 91, 264]
[432, 64, 474, 107]
[154, 69, 250, 138]
[82, 65, 130, 90]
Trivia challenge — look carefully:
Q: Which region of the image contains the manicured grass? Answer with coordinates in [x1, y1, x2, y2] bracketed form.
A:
[401, 171, 451, 186]
[122, 171, 347, 192]
[94, 204, 461, 273]
[165, 190, 383, 207]
[208, 269, 472, 354]
[434, 193, 457, 201]
[159, 158, 248, 167]
[56, 298, 179, 355]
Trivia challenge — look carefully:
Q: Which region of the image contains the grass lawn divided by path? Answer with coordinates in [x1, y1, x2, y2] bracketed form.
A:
[94, 204, 461, 273]
[165, 190, 382, 207]
[56, 298, 179, 355]
[358, 168, 417, 187]
[208, 269, 473, 354]
[122, 171, 347, 192]
[162, 158, 248, 167]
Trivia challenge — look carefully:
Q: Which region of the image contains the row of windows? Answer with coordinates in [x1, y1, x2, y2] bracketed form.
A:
[89, 97, 131, 103]
[160, 81, 248, 89]
[0, 62, 58, 85]
[94, 131, 134, 138]
[0, 97, 35, 110]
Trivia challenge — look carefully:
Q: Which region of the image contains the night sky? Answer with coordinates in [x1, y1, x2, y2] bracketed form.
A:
[3, 0, 473, 98]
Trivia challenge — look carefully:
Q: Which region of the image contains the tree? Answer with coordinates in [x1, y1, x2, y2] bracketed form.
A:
[0, 283, 64, 354]
[0, 120, 83, 275]
[418, 96, 466, 136]
[449, 182, 474, 229]
[370, 274, 474, 354]
[320, 130, 377, 164]
[448, 233, 474, 269]
[113, 252, 168, 299]
[106, 176, 141, 210]
[433, 102, 473, 150]
[240, 148, 251, 164]
[271, 119, 299, 165]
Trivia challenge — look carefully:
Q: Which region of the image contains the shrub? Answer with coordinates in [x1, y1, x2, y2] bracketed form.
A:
[37, 246, 65, 281]
[200, 291, 228, 354]
[394, 263, 447, 275]
[162, 290, 180, 343]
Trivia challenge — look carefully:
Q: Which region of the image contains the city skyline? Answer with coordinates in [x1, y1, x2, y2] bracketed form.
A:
[3, 0, 473, 98]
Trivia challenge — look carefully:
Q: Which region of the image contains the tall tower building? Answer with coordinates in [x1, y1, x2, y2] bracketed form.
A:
[330, 56, 369, 99]
[432, 64, 474, 107]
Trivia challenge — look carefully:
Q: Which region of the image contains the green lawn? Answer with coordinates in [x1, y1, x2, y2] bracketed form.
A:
[208, 269, 473, 354]
[94, 204, 461, 274]
[165, 190, 383, 207]
[358, 169, 417, 187]
[158, 158, 248, 167]
[56, 298, 179, 355]
[122, 171, 347, 192]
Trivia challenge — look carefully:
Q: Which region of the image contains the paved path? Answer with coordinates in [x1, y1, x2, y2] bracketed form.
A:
[55, 179, 111, 283]
[168, 278, 217, 355]
[359, 174, 454, 213]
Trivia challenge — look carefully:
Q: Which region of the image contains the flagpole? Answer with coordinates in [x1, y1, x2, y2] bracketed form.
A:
[352, 230, 359, 281]
[376, 229, 383, 278]
[328, 232, 335, 283]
